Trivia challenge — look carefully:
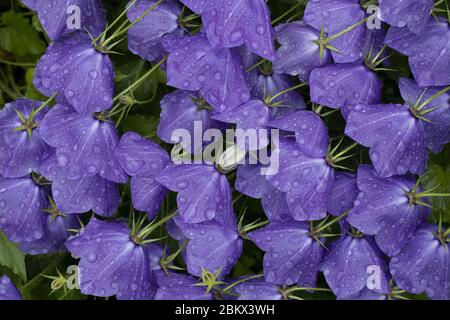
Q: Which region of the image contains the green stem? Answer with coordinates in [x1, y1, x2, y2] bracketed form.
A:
[222, 274, 264, 292]
[112, 56, 167, 104]
[326, 17, 369, 42]
[271, 0, 304, 25]
[314, 211, 350, 234]
[103, 0, 164, 48]
[0, 58, 35, 67]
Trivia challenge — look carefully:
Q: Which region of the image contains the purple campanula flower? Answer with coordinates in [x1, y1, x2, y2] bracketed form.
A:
[34, 32, 115, 115]
[240, 48, 306, 111]
[303, 0, 367, 63]
[348, 165, 431, 256]
[384, 17, 450, 86]
[379, 0, 434, 34]
[157, 90, 219, 147]
[0, 175, 49, 250]
[345, 104, 426, 177]
[156, 163, 232, 224]
[273, 21, 331, 82]
[115, 132, 169, 219]
[267, 112, 334, 221]
[39, 154, 120, 217]
[162, 33, 251, 113]
[154, 271, 213, 300]
[20, 208, 80, 255]
[22, 0, 107, 41]
[390, 224, 450, 300]
[328, 172, 358, 217]
[127, 0, 182, 62]
[173, 212, 243, 279]
[398, 77, 450, 154]
[0, 276, 21, 300]
[234, 279, 283, 300]
[346, 77, 450, 177]
[0, 99, 51, 178]
[320, 229, 390, 299]
[309, 63, 382, 113]
[38, 103, 127, 184]
[65, 218, 158, 300]
[180, 0, 276, 61]
[248, 220, 324, 287]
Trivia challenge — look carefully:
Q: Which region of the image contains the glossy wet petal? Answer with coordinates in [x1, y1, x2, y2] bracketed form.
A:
[181, 0, 275, 61]
[348, 165, 430, 256]
[22, 0, 107, 40]
[162, 33, 251, 113]
[127, 0, 182, 61]
[0, 99, 51, 178]
[248, 220, 324, 287]
[34, 33, 114, 114]
[345, 104, 428, 177]
[390, 225, 450, 300]
[156, 164, 232, 224]
[273, 21, 331, 82]
[65, 218, 156, 300]
[39, 104, 127, 183]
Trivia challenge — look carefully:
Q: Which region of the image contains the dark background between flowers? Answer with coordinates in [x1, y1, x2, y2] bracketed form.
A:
[0, 0, 448, 300]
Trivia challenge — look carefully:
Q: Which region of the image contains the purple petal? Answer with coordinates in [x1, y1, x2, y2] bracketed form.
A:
[234, 280, 282, 300]
[174, 217, 242, 278]
[235, 165, 269, 199]
[156, 164, 232, 224]
[20, 213, 81, 255]
[34, 33, 114, 114]
[348, 165, 430, 256]
[40, 155, 120, 217]
[321, 235, 390, 299]
[212, 100, 270, 151]
[0, 276, 21, 300]
[390, 224, 450, 300]
[157, 90, 218, 146]
[266, 138, 333, 221]
[379, 0, 434, 34]
[261, 186, 291, 222]
[22, 0, 107, 40]
[345, 104, 428, 177]
[39, 103, 127, 183]
[385, 18, 450, 86]
[310, 63, 382, 110]
[0, 176, 48, 247]
[0, 99, 51, 178]
[248, 221, 324, 287]
[398, 78, 450, 153]
[328, 172, 358, 217]
[251, 73, 306, 110]
[268, 111, 329, 158]
[115, 131, 169, 178]
[65, 218, 156, 300]
[304, 0, 366, 63]
[127, 0, 181, 61]
[180, 0, 276, 61]
[131, 177, 168, 219]
[273, 21, 331, 82]
[162, 33, 251, 113]
[154, 271, 213, 300]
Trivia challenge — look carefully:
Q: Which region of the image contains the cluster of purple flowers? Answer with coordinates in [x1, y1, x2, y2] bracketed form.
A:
[0, 0, 449, 300]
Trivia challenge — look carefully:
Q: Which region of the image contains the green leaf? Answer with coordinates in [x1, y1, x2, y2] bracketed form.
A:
[0, 11, 46, 57]
[422, 164, 450, 222]
[0, 230, 27, 282]
[120, 115, 161, 142]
